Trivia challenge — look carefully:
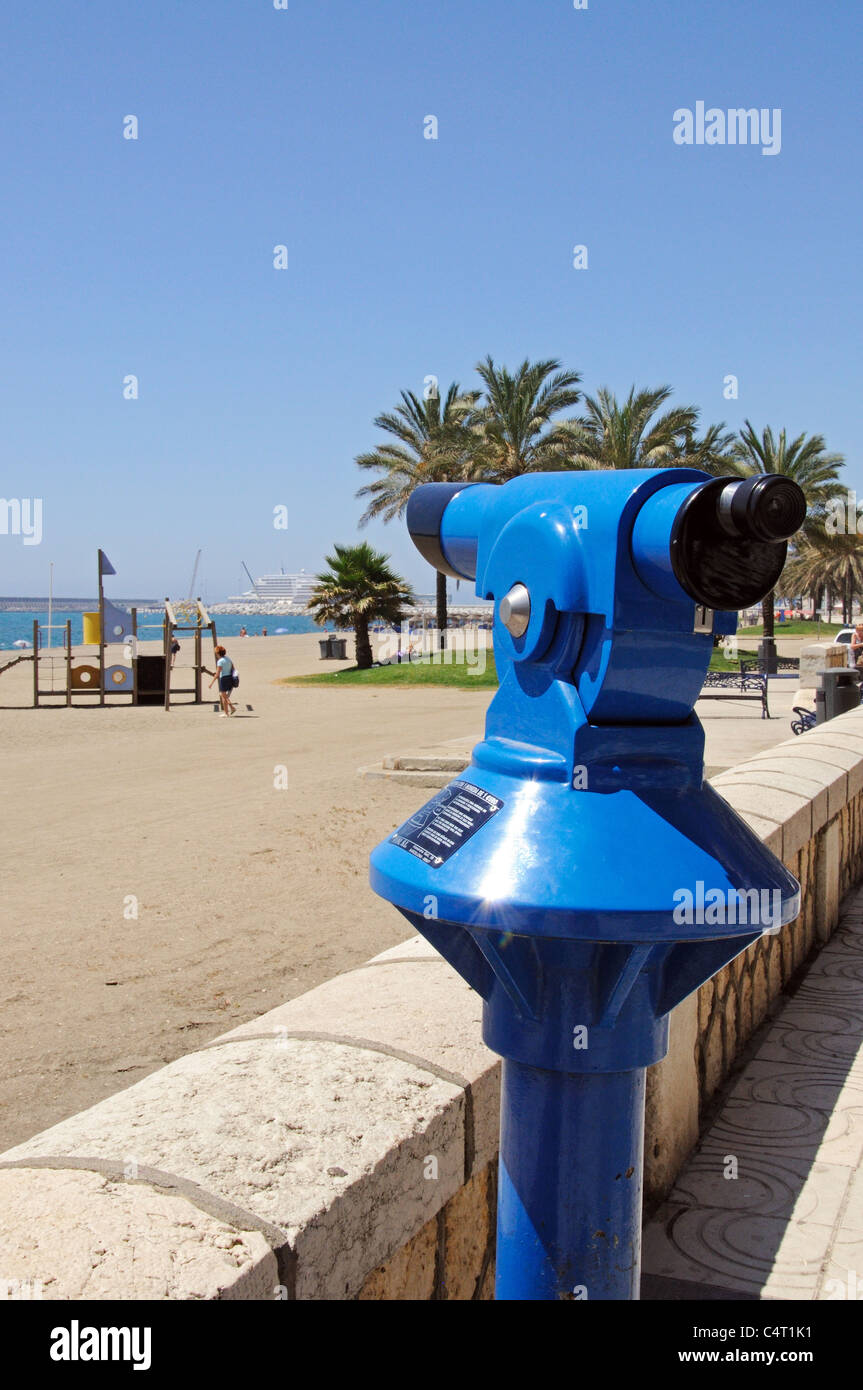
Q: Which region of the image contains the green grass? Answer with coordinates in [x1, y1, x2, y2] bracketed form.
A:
[287, 647, 757, 684]
[741, 620, 845, 637]
[282, 654, 499, 690]
[708, 647, 758, 672]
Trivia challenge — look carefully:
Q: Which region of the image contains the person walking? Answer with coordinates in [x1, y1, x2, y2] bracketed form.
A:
[209, 645, 237, 716]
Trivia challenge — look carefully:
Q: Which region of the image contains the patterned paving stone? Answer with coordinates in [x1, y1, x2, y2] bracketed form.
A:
[727, 1057, 863, 1112]
[834, 921, 863, 942]
[772, 997, 863, 1033]
[704, 1097, 863, 1168]
[669, 1151, 852, 1228]
[842, 1164, 863, 1229]
[643, 885, 863, 1301]
[816, 1227, 863, 1300]
[754, 1018, 863, 1068]
[779, 993, 863, 1030]
[804, 947, 863, 985]
[642, 1203, 828, 1298]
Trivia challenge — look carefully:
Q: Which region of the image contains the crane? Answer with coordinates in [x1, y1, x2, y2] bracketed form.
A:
[186, 549, 202, 602]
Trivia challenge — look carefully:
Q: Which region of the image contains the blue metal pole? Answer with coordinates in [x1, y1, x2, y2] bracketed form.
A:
[496, 1060, 645, 1301]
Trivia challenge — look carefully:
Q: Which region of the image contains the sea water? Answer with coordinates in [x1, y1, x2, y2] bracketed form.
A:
[0, 610, 325, 650]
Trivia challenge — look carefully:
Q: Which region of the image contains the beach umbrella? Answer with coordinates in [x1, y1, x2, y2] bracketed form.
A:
[274, 627, 288, 634]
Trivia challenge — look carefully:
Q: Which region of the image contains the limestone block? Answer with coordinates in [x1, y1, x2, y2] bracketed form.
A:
[2, 1037, 466, 1302]
[477, 1254, 496, 1300]
[816, 820, 841, 941]
[746, 751, 849, 821]
[780, 923, 796, 982]
[441, 1163, 494, 1301]
[356, 1213, 437, 1300]
[713, 781, 809, 860]
[215, 951, 499, 1173]
[751, 953, 770, 1029]
[798, 642, 848, 685]
[799, 733, 863, 799]
[644, 996, 700, 1202]
[766, 933, 785, 998]
[713, 767, 828, 836]
[697, 978, 714, 1032]
[712, 963, 731, 1006]
[702, 1013, 725, 1101]
[723, 996, 738, 1071]
[737, 969, 754, 1046]
[0, 1168, 277, 1301]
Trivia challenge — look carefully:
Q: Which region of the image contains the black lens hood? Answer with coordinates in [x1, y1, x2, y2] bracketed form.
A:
[670, 475, 803, 610]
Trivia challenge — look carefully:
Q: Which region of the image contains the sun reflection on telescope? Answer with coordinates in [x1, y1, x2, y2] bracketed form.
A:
[475, 779, 541, 921]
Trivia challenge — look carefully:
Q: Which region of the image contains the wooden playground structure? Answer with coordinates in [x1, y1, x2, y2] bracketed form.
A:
[0, 551, 221, 711]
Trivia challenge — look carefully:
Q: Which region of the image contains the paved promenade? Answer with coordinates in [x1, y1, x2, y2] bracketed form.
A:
[642, 886, 863, 1300]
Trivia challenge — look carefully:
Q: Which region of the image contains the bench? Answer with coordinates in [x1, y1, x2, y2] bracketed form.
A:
[740, 656, 800, 675]
[700, 667, 770, 719]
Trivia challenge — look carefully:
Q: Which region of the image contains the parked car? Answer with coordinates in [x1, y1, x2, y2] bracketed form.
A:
[835, 628, 857, 666]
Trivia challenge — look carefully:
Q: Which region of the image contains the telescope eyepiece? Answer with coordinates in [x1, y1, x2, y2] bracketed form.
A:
[717, 475, 806, 544]
[406, 481, 480, 579]
[669, 473, 806, 612]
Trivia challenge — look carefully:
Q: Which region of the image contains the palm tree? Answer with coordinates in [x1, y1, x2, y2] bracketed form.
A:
[680, 419, 739, 475]
[783, 528, 863, 626]
[470, 357, 582, 481]
[565, 385, 733, 472]
[730, 423, 844, 643]
[356, 383, 479, 637]
[306, 543, 415, 670]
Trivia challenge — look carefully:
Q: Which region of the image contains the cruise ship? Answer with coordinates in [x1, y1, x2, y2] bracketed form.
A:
[226, 569, 318, 608]
[221, 569, 493, 621]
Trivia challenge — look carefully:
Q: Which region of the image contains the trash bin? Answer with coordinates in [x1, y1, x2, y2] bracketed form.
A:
[815, 667, 861, 723]
[330, 638, 347, 659]
[319, 637, 334, 659]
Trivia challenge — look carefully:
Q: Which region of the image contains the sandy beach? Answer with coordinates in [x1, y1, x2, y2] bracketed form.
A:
[0, 632, 491, 1149]
[0, 630, 805, 1150]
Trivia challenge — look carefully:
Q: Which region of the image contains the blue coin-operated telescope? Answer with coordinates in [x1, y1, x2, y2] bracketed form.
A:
[370, 468, 806, 1300]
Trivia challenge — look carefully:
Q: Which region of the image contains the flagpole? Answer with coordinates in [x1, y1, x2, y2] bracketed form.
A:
[98, 548, 106, 707]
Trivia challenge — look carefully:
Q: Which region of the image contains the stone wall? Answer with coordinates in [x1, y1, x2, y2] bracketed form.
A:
[2, 709, 863, 1300]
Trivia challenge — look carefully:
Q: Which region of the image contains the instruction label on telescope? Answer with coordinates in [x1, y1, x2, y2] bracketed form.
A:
[390, 781, 504, 868]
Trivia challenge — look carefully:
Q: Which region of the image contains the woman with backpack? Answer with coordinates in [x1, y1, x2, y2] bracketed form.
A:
[209, 645, 237, 717]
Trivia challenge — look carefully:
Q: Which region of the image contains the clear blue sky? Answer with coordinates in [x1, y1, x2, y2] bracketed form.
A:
[1, 0, 860, 598]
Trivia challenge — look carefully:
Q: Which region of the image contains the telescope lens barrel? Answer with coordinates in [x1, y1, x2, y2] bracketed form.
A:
[406, 482, 477, 579]
[408, 471, 806, 618]
[668, 474, 805, 611]
[406, 481, 489, 580]
[717, 475, 807, 543]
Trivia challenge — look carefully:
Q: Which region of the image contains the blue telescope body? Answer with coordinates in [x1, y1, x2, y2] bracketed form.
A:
[370, 468, 804, 1300]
